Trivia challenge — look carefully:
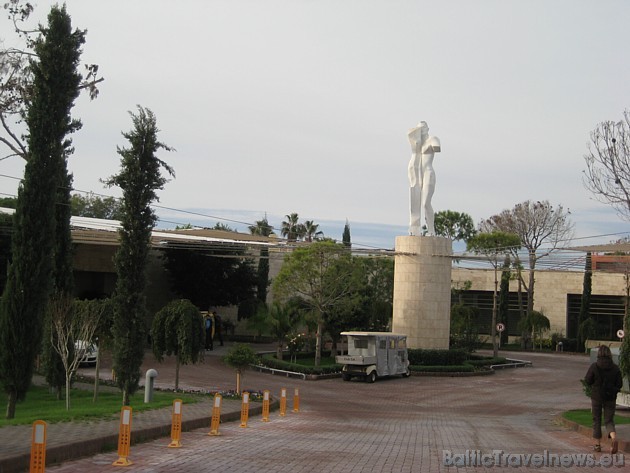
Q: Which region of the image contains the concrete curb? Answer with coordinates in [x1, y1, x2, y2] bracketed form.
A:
[0, 401, 274, 473]
[555, 415, 630, 454]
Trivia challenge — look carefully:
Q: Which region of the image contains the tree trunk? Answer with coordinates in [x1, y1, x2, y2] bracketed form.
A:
[93, 349, 100, 403]
[175, 354, 180, 392]
[492, 263, 498, 358]
[5, 389, 16, 419]
[236, 370, 241, 394]
[314, 321, 322, 367]
[276, 342, 283, 361]
[65, 374, 71, 410]
[122, 389, 130, 406]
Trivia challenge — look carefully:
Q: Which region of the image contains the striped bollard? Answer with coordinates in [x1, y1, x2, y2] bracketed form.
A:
[209, 394, 222, 436]
[279, 387, 287, 417]
[29, 420, 47, 473]
[292, 387, 300, 413]
[240, 391, 250, 428]
[262, 390, 270, 422]
[168, 399, 183, 448]
[112, 406, 133, 466]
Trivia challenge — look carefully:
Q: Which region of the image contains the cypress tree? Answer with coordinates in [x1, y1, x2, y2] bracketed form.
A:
[498, 255, 511, 346]
[43, 166, 76, 397]
[577, 253, 592, 351]
[249, 217, 273, 303]
[105, 107, 173, 405]
[0, 5, 83, 418]
[342, 220, 351, 248]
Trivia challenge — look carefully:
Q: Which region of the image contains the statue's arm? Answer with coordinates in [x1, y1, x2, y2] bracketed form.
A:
[426, 136, 441, 153]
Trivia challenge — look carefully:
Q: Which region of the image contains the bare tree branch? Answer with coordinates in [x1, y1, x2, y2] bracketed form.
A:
[583, 109, 630, 221]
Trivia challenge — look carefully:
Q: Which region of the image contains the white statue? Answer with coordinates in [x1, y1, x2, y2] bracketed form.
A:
[408, 121, 441, 236]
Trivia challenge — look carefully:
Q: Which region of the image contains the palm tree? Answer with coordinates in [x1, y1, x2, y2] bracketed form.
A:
[281, 213, 301, 242]
[303, 220, 323, 242]
[248, 215, 274, 237]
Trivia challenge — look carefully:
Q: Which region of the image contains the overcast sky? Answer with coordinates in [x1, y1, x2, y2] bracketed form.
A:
[2, 0, 629, 249]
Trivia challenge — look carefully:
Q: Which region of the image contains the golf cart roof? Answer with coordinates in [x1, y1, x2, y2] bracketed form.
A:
[340, 331, 407, 338]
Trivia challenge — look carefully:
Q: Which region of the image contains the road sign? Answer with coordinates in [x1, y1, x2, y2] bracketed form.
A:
[496, 323, 505, 333]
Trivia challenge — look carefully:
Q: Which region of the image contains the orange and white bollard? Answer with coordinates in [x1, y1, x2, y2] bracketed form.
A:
[208, 394, 222, 436]
[168, 399, 183, 448]
[292, 387, 300, 413]
[279, 387, 287, 417]
[112, 406, 133, 466]
[29, 420, 47, 473]
[262, 390, 270, 422]
[240, 391, 250, 428]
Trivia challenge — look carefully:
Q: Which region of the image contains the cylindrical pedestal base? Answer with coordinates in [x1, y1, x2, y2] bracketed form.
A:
[392, 236, 452, 349]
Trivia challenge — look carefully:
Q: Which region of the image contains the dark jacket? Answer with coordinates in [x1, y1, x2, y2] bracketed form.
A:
[585, 357, 623, 402]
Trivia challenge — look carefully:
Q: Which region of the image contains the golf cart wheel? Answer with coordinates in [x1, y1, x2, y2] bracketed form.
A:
[402, 368, 411, 378]
[342, 373, 351, 381]
[367, 371, 376, 383]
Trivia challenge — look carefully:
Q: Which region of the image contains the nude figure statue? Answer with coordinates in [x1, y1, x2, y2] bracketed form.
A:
[408, 121, 441, 236]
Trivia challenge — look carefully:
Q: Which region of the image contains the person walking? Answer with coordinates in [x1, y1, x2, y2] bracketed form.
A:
[213, 310, 224, 346]
[204, 312, 214, 350]
[584, 345, 623, 454]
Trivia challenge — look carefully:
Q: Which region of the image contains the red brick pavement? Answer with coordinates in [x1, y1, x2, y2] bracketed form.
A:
[4, 347, 629, 472]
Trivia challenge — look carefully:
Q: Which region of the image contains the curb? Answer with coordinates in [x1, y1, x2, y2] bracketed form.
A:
[555, 415, 630, 454]
[0, 401, 273, 473]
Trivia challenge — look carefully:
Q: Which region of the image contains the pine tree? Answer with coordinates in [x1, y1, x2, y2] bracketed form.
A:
[104, 107, 173, 405]
[0, 5, 83, 419]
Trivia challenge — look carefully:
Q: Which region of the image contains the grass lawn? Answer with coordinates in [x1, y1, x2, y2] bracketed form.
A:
[562, 409, 630, 427]
[0, 384, 199, 427]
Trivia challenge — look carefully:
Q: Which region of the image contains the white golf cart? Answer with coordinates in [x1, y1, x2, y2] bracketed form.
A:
[335, 331, 410, 383]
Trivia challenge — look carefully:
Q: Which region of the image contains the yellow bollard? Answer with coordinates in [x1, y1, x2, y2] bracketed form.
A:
[29, 420, 47, 473]
[168, 399, 183, 448]
[208, 394, 222, 436]
[112, 406, 133, 466]
[292, 387, 300, 413]
[279, 387, 287, 417]
[240, 391, 250, 428]
[262, 390, 270, 422]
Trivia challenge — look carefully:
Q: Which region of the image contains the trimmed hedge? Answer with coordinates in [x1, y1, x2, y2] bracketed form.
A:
[465, 356, 507, 367]
[409, 364, 475, 373]
[408, 348, 468, 366]
[259, 354, 342, 375]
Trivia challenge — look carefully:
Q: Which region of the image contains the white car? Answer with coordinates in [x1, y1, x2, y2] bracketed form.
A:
[75, 340, 98, 366]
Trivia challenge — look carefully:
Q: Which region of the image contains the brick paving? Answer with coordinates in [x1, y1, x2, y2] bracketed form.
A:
[1, 347, 629, 472]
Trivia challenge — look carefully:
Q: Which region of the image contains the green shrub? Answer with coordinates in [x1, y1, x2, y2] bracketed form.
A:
[408, 348, 468, 366]
[409, 364, 475, 373]
[465, 357, 506, 367]
[260, 354, 342, 375]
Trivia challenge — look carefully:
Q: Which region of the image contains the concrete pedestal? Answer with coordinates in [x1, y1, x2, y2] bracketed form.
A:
[392, 236, 452, 349]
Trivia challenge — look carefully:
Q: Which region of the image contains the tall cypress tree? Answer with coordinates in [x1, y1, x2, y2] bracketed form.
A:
[498, 255, 511, 346]
[43, 167, 76, 397]
[0, 5, 83, 418]
[342, 220, 351, 248]
[577, 252, 593, 351]
[249, 217, 273, 304]
[105, 107, 173, 405]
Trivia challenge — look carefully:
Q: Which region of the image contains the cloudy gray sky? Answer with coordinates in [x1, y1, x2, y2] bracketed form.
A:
[2, 0, 629, 249]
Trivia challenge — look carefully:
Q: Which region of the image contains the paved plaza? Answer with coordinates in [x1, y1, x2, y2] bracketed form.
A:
[2, 347, 628, 472]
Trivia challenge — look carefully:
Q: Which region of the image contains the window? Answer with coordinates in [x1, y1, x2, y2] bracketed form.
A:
[354, 339, 368, 349]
